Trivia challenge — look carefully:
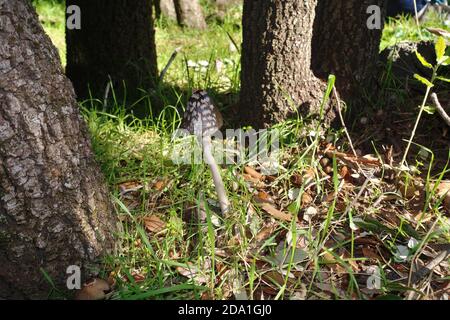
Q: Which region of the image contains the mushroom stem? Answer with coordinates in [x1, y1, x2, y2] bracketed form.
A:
[201, 136, 230, 215]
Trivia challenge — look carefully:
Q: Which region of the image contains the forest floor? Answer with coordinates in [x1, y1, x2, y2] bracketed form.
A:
[34, 1, 450, 300]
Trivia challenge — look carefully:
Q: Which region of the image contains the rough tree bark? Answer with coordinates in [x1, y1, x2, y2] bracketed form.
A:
[0, 0, 118, 299]
[312, 0, 385, 101]
[239, 0, 385, 128]
[66, 0, 158, 100]
[174, 0, 207, 29]
[239, 0, 327, 128]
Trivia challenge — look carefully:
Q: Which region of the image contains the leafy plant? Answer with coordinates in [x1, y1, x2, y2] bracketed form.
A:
[401, 37, 450, 167]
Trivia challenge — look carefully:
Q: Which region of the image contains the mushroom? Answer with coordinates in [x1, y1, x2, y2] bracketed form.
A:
[180, 90, 230, 215]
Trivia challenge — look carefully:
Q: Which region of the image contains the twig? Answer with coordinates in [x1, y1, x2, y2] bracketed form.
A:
[410, 247, 450, 284]
[159, 46, 182, 84]
[342, 176, 371, 219]
[417, 3, 430, 22]
[407, 218, 439, 288]
[431, 92, 450, 127]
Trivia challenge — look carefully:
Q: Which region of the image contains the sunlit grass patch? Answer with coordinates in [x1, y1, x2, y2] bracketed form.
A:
[382, 11, 450, 50]
[33, 0, 66, 66]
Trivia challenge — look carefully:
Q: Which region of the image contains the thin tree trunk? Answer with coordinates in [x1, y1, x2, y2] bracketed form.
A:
[66, 0, 158, 101]
[0, 0, 118, 299]
[239, 0, 328, 128]
[155, 0, 177, 21]
[215, 0, 241, 11]
[174, 0, 207, 29]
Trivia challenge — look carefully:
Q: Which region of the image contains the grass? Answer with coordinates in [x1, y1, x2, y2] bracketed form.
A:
[33, 0, 66, 66]
[32, 1, 450, 300]
[154, 3, 242, 92]
[382, 10, 450, 50]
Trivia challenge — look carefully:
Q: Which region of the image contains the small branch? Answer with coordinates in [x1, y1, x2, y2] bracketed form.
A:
[417, 3, 429, 22]
[410, 247, 450, 284]
[159, 46, 182, 84]
[431, 92, 450, 127]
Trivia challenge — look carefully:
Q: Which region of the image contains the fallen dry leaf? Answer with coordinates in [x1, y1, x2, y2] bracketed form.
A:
[260, 285, 278, 296]
[262, 271, 294, 287]
[176, 260, 211, 284]
[398, 180, 418, 199]
[118, 180, 143, 194]
[255, 223, 277, 242]
[303, 167, 316, 181]
[107, 271, 117, 287]
[74, 278, 110, 300]
[322, 192, 335, 203]
[244, 166, 263, 180]
[265, 175, 277, 184]
[143, 215, 166, 233]
[362, 247, 383, 261]
[340, 166, 349, 179]
[315, 283, 346, 299]
[290, 173, 303, 186]
[302, 193, 313, 206]
[324, 149, 381, 167]
[261, 203, 293, 221]
[253, 191, 275, 204]
[321, 251, 337, 264]
[426, 27, 450, 38]
[153, 179, 169, 191]
[243, 174, 266, 189]
[437, 180, 450, 211]
[131, 271, 146, 283]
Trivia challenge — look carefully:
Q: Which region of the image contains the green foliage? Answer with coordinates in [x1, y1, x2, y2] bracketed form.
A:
[381, 12, 450, 51]
[402, 36, 449, 166]
[32, 0, 66, 66]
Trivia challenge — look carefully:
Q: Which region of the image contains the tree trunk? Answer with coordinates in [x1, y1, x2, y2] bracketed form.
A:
[214, 0, 241, 21]
[0, 0, 118, 299]
[66, 0, 158, 101]
[312, 0, 385, 101]
[240, 0, 327, 128]
[155, 0, 177, 21]
[174, 0, 207, 29]
[215, 0, 242, 11]
[239, 0, 384, 128]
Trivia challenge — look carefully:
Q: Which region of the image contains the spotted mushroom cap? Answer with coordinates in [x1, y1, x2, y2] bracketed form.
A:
[180, 90, 223, 137]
